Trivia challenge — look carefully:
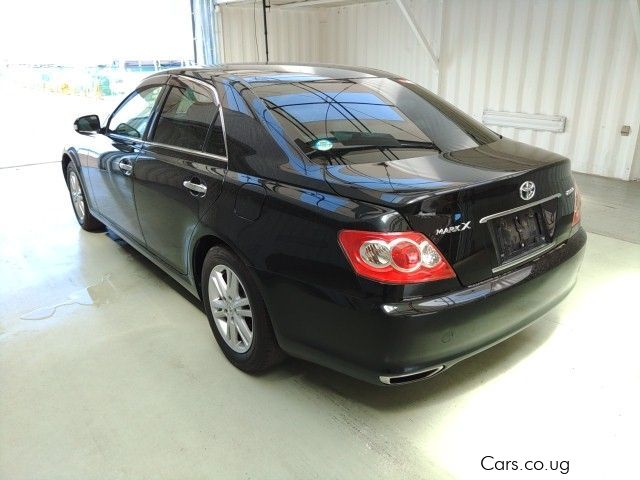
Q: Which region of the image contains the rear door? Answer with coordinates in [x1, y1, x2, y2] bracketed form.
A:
[86, 81, 165, 243]
[134, 75, 227, 274]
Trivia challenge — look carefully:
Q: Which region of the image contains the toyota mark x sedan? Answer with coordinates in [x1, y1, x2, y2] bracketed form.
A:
[63, 64, 586, 385]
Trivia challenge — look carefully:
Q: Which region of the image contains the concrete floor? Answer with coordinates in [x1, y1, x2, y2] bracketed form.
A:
[1, 96, 639, 479]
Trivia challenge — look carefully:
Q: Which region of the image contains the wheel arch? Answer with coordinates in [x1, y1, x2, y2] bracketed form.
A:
[61, 149, 80, 182]
[191, 233, 253, 300]
[61, 153, 71, 180]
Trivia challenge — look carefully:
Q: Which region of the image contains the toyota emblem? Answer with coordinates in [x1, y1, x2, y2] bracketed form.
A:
[519, 181, 536, 201]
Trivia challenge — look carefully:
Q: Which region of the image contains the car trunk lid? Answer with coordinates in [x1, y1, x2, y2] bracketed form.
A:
[323, 138, 577, 286]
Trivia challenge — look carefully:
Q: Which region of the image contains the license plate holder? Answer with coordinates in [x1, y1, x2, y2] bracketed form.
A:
[490, 207, 549, 263]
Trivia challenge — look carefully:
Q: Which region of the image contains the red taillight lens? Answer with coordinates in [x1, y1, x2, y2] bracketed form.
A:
[572, 187, 582, 226]
[338, 230, 456, 284]
[391, 241, 422, 270]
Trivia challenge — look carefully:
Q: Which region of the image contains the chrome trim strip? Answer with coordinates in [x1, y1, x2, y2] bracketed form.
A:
[379, 365, 445, 385]
[491, 240, 557, 273]
[478, 193, 561, 224]
[143, 140, 228, 162]
[108, 133, 143, 145]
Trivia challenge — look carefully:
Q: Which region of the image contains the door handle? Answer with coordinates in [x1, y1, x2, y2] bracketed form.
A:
[183, 179, 207, 196]
[118, 159, 133, 175]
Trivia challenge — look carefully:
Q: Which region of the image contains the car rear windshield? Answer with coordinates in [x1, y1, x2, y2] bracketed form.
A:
[251, 77, 500, 165]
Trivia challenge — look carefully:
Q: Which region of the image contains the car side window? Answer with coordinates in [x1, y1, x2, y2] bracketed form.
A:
[108, 86, 162, 139]
[152, 83, 223, 154]
[203, 111, 226, 157]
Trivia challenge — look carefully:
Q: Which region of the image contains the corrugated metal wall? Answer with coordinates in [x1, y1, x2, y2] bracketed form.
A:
[218, 5, 325, 63]
[217, 0, 640, 180]
[439, 0, 640, 181]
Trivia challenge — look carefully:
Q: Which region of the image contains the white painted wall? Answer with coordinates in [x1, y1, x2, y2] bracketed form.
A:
[217, 0, 640, 180]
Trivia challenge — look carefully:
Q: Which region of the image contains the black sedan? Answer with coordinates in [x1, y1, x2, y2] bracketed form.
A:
[63, 64, 586, 385]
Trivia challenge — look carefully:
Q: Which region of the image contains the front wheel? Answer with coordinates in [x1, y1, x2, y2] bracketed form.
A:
[202, 246, 284, 372]
[65, 162, 104, 231]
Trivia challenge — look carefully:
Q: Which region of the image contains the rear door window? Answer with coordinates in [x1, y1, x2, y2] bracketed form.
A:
[152, 81, 225, 155]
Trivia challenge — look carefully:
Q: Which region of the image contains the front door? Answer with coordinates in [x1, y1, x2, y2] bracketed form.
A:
[134, 76, 227, 274]
[85, 84, 164, 244]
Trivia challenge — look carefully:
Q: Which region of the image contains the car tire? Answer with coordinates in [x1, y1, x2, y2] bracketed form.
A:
[65, 162, 104, 231]
[202, 246, 285, 372]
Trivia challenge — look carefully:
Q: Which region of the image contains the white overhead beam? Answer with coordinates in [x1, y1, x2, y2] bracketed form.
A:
[216, 0, 386, 7]
[278, 0, 385, 8]
[392, 0, 439, 71]
[279, 0, 342, 7]
[214, 0, 253, 6]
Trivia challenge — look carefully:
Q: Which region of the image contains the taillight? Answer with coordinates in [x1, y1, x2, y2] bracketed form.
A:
[572, 187, 582, 226]
[338, 230, 456, 284]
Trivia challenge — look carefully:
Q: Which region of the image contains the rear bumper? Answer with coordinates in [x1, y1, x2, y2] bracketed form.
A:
[256, 228, 586, 385]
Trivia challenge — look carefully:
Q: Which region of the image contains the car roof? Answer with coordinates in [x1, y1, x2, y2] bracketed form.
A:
[146, 63, 397, 86]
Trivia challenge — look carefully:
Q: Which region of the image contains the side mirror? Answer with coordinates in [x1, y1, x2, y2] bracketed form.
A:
[74, 114, 101, 133]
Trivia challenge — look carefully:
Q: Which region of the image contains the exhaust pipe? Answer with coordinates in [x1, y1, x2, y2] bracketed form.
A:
[379, 365, 445, 385]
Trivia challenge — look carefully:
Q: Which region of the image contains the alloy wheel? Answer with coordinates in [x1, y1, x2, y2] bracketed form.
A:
[69, 171, 86, 223]
[208, 264, 253, 353]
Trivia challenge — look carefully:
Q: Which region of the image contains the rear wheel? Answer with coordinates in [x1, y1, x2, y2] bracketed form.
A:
[65, 162, 104, 231]
[202, 246, 284, 372]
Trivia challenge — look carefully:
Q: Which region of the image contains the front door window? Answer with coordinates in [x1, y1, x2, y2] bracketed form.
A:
[108, 86, 163, 139]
